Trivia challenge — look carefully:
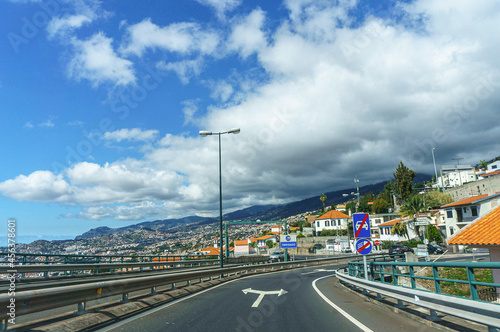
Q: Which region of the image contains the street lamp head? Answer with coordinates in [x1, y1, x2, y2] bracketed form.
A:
[342, 194, 348, 197]
[227, 128, 240, 134]
[199, 130, 212, 136]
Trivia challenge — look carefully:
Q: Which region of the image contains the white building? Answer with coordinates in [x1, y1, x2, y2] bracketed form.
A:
[314, 210, 351, 233]
[441, 193, 500, 239]
[437, 164, 477, 189]
[378, 217, 419, 242]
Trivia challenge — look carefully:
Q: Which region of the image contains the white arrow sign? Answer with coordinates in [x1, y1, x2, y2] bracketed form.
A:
[242, 288, 288, 308]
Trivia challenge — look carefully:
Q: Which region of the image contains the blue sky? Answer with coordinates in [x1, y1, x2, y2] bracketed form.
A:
[1, 0, 500, 244]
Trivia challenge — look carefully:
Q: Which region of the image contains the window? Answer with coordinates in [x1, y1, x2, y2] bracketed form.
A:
[338, 219, 342, 226]
[446, 210, 453, 218]
[471, 206, 478, 217]
[317, 221, 320, 228]
[493, 165, 498, 169]
[325, 220, 330, 227]
[449, 227, 454, 235]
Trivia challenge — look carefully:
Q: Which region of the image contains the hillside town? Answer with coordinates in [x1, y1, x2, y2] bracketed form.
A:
[7, 159, 500, 265]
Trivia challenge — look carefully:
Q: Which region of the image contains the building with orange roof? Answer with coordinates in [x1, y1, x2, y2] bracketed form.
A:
[234, 239, 257, 257]
[378, 217, 414, 242]
[256, 235, 276, 247]
[314, 210, 351, 234]
[441, 193, 500, 239]
[448, 205, 500, 292]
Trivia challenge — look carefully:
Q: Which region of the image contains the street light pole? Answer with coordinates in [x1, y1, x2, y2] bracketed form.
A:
[431, 148, 439, 191]
[200, 128, 240, 269]
[354, 178, 360, 212]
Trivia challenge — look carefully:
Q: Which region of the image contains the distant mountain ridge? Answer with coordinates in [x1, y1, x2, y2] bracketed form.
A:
[75, 174, 431, 240]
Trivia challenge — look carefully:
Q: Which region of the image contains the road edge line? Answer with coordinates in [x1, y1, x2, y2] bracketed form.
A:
[312, 274, 374, 332]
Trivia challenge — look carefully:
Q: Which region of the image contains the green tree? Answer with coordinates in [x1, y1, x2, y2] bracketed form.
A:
[266, 240, 274, 249]
[400, 195, 428, 241]
[345, 201, 356, 215]
[479, 160, 488, 169]
[391, 221, 409, 239]
[381, 181, 395, 210]
[297, 233, 305, 238]
[427, 225, 443, 243]
[320, 193, 327, 212]
[372, 197, 388, 214]
[424, 191, 453, 208]
[393, 161, 417, 204]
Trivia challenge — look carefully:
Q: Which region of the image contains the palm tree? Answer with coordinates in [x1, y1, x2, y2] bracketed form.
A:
[399, 195, 428, 240]
[479, 160, 488, 170]
[320, 193, 327, 212]
[391, 221, 409, 239]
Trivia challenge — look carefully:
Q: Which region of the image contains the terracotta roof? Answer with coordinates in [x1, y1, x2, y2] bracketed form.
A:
[256, 235, 275, 240]
[249, 238, 257, 243]
[316, 210, 350, 220]
[448, 205, 500, 246]
[481, 170, 500, 177]
[441, 194, 489, 208]
[235, 240, 248, 246]
[378, 218, 408, 227]
[290, 227, 300, 230]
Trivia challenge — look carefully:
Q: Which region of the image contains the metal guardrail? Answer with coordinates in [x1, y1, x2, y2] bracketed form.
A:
[0, 252, 217, 265]
[0, 255, 352, 329]
[338, 255, 500, 331]
[0, 259, 218, 277]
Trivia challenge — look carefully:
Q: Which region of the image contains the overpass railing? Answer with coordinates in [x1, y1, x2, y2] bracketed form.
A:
[337, 255, 500, 331]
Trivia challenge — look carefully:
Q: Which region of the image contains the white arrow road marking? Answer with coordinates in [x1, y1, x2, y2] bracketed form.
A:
[242, 288, 288, 308]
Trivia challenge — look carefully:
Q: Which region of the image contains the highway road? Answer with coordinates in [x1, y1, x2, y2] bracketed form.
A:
[100, 263, 435, 332]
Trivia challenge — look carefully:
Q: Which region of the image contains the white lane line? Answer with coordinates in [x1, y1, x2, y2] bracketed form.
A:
[312, 274, 374, 332]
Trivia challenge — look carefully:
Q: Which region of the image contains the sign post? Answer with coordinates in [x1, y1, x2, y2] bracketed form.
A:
[353, 213, 371, 280]
[280, 234, 297, 262]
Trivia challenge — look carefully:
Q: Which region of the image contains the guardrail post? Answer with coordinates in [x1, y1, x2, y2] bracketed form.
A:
[77, 301, 86, 314]
[151, 287, 156, 295]
[172, 283, 176, 290]
[466, 266, 479, 301]
[426, 309, 441, 322]
[395, 299, 405, 308]
[122, 293, 129, 303]
[376, 293, 383, 300]
[187, 280, 191, 286]
[1, 319, 7, 331]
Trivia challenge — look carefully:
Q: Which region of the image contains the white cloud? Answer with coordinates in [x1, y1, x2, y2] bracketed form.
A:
[68, 32, 136, 87]
[181, 100, 199, 126]
[0, 171, 71, 202]
[39, 120, 55, 128]
[48, 15, 92, 39]
[195, 0, 242, 20]
[4, 0, 500, 223]
[157, 58, 203, 84]
[103, 128, 159, 142]
[228, 9, 267, 59]
[120, 19, 219, 57]
[209, 81, 234, 102]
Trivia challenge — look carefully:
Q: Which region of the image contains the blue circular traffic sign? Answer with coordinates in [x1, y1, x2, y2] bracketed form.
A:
[355, 239, 372, 255]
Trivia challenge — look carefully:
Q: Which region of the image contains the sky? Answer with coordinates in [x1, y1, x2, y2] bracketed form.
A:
[1, 0, 500, 244]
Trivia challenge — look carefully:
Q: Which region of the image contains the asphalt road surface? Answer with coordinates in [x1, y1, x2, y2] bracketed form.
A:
[101, 263, 436, 332]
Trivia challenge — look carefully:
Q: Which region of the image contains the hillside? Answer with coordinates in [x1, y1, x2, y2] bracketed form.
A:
[74, 174, 431, 240]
